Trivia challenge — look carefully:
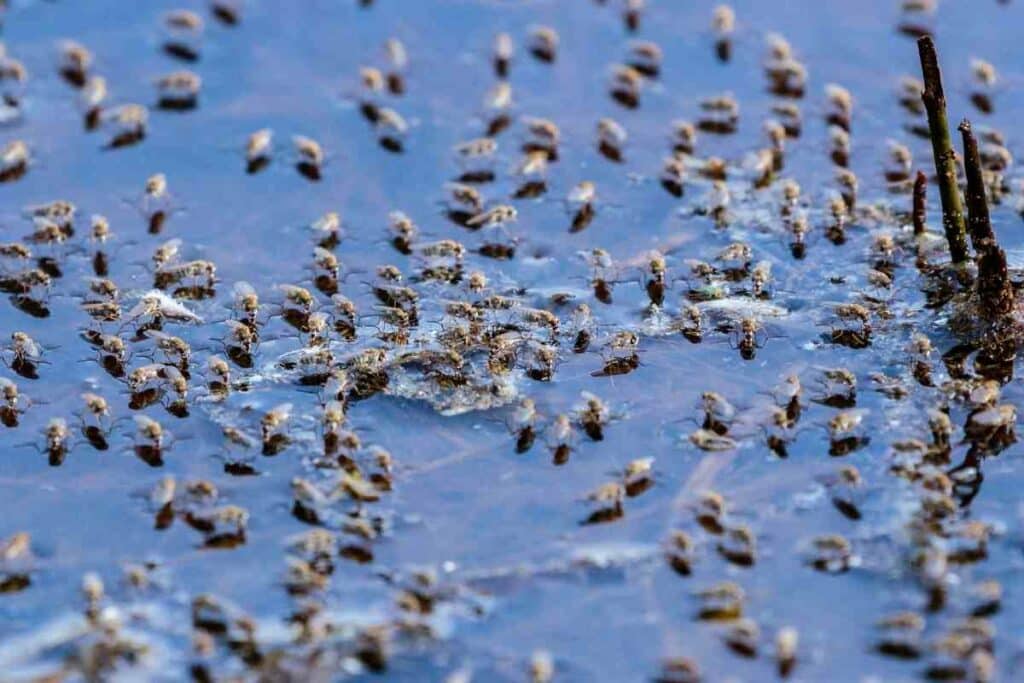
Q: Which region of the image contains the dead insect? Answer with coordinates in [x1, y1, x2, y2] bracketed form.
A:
[665, 530, 696, 576]
[527, 26, 558, 63]
[261, 402, 293, 453]
[155, 70, 200, 110]
[581, 480, 625, 525]
[730, 317, 766, 360]
[610, 63, 644, 108]
[493, 32, 514, 77]
[575, 391, 610, 441]
[375, 106, 408, 152]
[695, 580, 744, 621]
[724, 618, 760, 657]
[231, 281, 260, 323]
[104, 104, 148, 148]
[388, 211, 417, 254]
[507, 397, 538, 453]
[293, 135, 324, 180]
[211, 0, 243, 26]
[245, 128, 272, 173]
[689, 428, 737, 452]
[717, 524, 757, 566]
[0, 139, 28, 182]
[698, 93, 739, 134]
[627, 40, 662, 77]
[712, 4, 735, 61]
[42, 417, 69, 465]
[875, 611, 924, 659]
[7, 331, 43, 377]
[547, 413, 574, 465]
[597, 117, 627, 162]
[776, 627, 798, 677]
[58, 40, 92, 87]
[467, 204, 517, 229]
[162, 10, 204, 61]
[809, 534, 856, 573]
[970, 58, 997, 114]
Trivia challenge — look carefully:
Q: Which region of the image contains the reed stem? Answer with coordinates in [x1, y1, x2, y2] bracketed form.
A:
[918, 36, 968, 264]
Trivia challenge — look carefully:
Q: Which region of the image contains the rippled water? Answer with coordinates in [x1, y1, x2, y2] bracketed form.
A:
[1, 0, 1024, 680]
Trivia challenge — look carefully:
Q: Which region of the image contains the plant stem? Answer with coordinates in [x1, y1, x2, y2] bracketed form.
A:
[959, 119, 1013, 319]
[958, 119, 995, 251]
[917, 36, 969, 264]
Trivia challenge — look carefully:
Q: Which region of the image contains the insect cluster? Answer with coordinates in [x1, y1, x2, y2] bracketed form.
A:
[1, 0, 1023, 680]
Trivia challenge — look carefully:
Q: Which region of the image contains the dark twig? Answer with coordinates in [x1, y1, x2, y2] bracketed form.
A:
[958, 119, 996, 251]
[918, 36, 968, 264]
[959, 119, 1014, 320]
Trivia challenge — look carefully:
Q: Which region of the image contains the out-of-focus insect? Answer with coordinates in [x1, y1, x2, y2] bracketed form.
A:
[79, 75, 107, 129]
[383, 37, 407, 94]
[261, 402, 293, 454]
[0, 139, 28, 183]
[467, 204, 517, 229]
[597, 117, 627, 162]
[155, 70, 201, 110]
[661, 153, 687, 197]
[58, 40, 92, 87]
[581, 480, 625, 524]
[42, 417, 69, 466]
[527, 26, 558, 63]
[375, 106, 408, 152]
[506, 397, 538, 453]
[576, 391, 610, 441]
[494, 32, 514, 77]
[547, 413, 574, 465]
[293, 135, 324, 180]
[695, 580, 744, 621]
[712, 5, 735, 61]
[698, 93, 739, 134]
[627, 40, 662, 78]
[162, 9, 203, 61]
[104, 103, 148, 148]
[609, 63, 644, 109]
[245, 128, 272, 173]
[211, 0, 243, 26]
